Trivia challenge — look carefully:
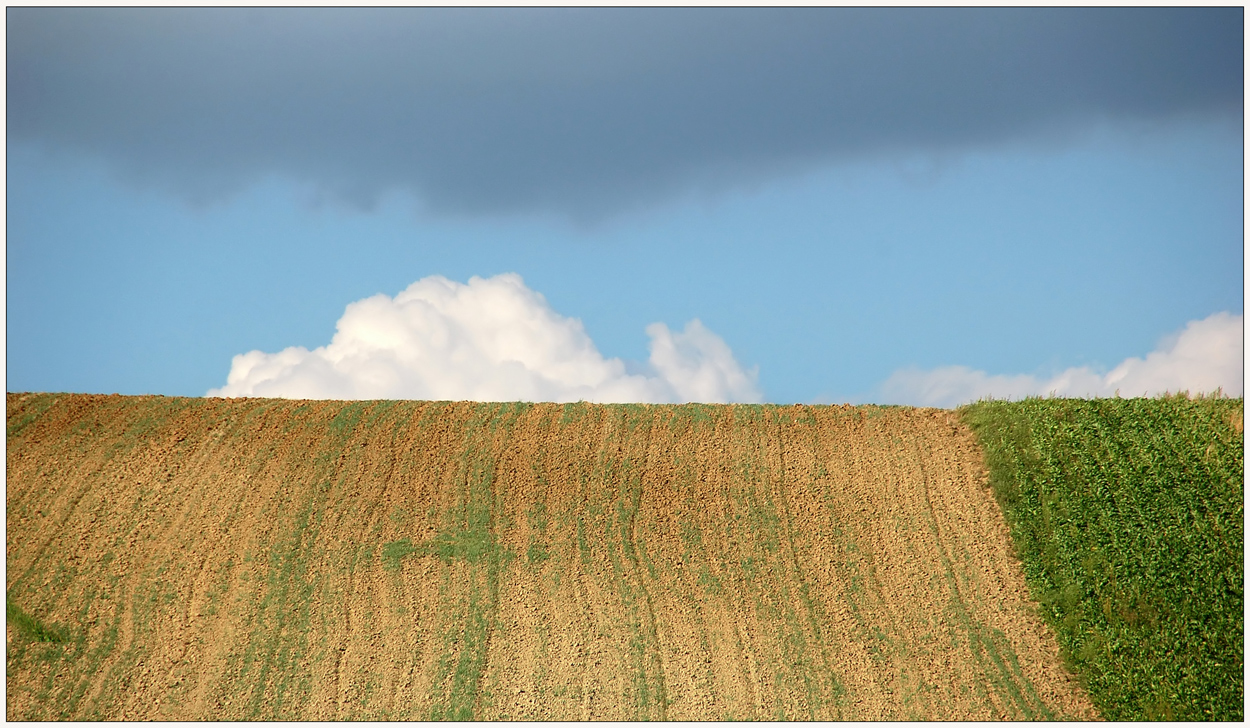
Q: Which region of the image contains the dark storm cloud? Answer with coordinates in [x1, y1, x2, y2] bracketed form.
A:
[8, 7, 1242, 219]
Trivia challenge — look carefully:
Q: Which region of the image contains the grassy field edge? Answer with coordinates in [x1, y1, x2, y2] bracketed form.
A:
[958, 395, 1244, 721]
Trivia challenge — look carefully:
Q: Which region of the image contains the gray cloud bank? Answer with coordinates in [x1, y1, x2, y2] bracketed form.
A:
[9, 7, 1242, 219]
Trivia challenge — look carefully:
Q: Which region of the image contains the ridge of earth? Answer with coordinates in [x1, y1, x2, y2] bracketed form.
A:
[6, 393, 1096, 720]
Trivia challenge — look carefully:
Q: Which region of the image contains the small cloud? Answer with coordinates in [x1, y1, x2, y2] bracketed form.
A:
[880, 311, 1243, 408]
[646, 319, 761, 404]
[208, 273, 761, 403]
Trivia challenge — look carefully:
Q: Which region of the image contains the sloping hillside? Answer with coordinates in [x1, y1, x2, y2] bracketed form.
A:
[962, 397, 1243, 721]
[6, 393, 1094, 720]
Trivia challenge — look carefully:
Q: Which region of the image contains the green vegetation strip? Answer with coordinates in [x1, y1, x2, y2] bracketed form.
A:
[7, 598, 68, 644]
[959, 396, 1243, 721]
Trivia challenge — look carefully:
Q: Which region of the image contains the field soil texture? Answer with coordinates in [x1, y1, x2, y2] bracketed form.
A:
[6, 393, 1096, 720]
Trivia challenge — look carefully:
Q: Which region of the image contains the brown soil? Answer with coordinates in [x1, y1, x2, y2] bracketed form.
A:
[6, 393, 1097, 720]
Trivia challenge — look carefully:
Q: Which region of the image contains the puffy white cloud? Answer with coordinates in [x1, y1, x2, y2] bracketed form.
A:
[646, 319, 762, 405]
[208, 273, 761, 403]
[881, 311, 1243, 408]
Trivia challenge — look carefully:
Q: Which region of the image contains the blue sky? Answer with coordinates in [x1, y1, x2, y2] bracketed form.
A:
[6, 8, 1244, 405]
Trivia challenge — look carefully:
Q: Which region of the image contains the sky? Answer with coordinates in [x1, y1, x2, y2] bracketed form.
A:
[6, 7, 1245, 406]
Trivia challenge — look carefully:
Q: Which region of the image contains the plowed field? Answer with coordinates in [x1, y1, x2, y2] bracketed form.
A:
[6, 393, 1096, 720]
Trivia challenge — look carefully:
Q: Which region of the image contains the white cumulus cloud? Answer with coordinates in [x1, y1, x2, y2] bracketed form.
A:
[208, 273, 762, 403]
[880, 311, 1243, 408]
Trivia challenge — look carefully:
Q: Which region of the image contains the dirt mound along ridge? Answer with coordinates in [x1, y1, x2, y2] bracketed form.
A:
[6, 393, 1096, 720]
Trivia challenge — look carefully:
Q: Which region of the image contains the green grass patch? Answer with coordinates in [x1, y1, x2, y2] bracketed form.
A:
[960, 396, 1243, 721]
[386, 524, 504, 571]
[7, 598, 68, 643]
[526, 542, 550, 565]
[6, 393, 61, 439]
[382, 538, 420, 571]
